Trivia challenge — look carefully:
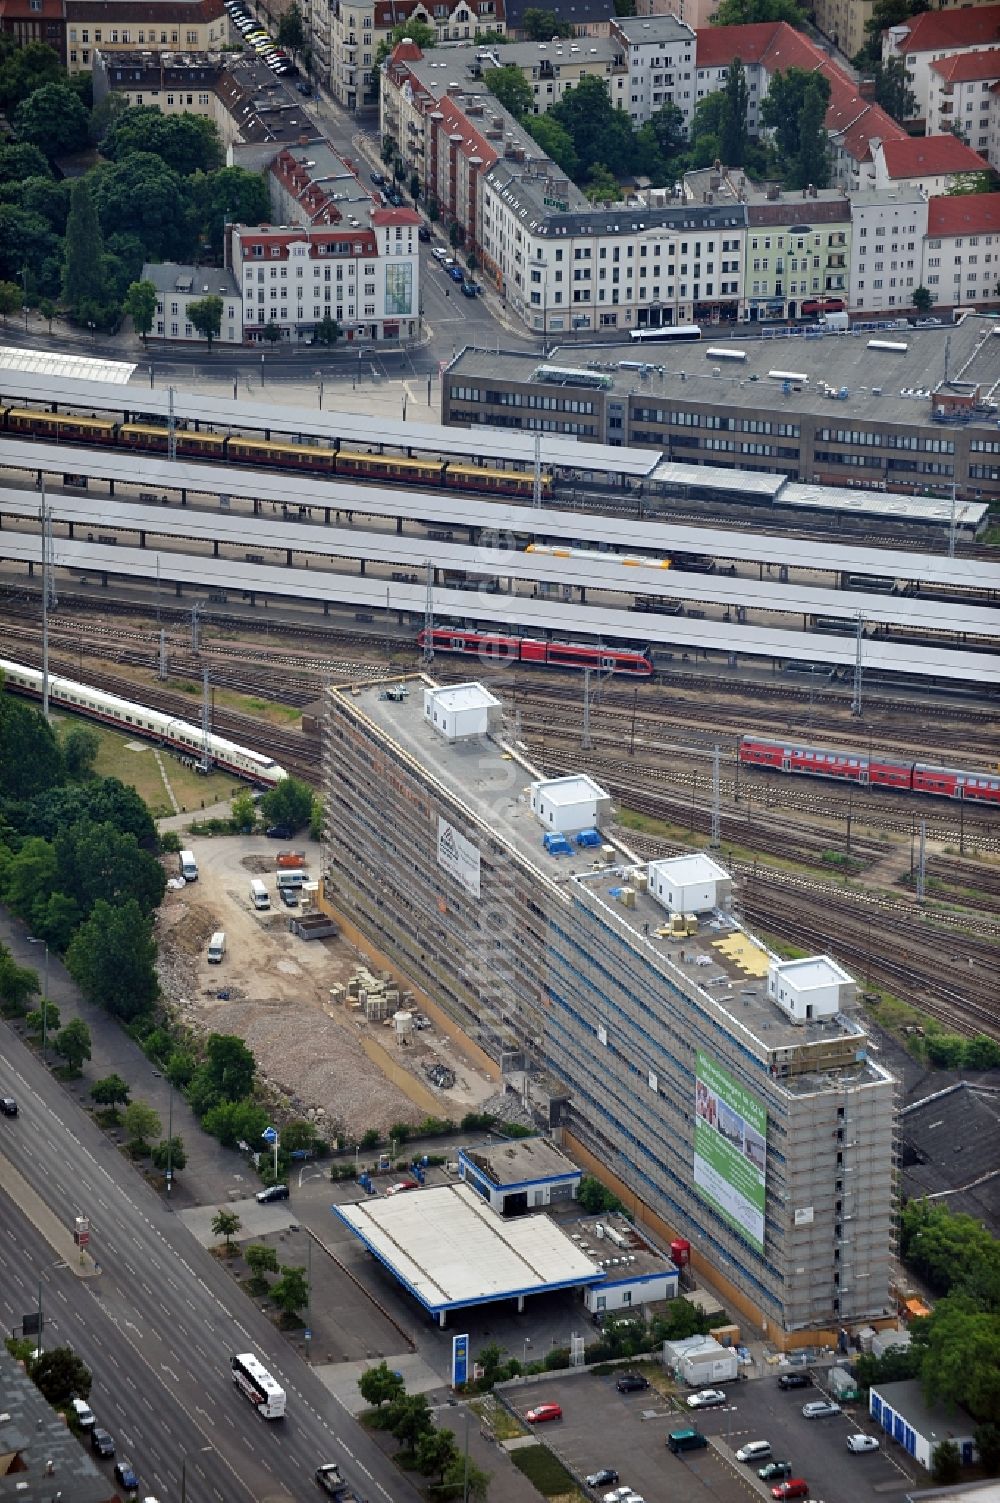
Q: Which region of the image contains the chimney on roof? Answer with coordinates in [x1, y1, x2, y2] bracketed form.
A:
[858, 74, 876, 99]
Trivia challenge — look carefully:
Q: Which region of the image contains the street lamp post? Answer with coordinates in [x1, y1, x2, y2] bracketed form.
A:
[314, 369, 324, 409]
[87, 321, 96, 344]
[22, 304, 29, 333]
[27, 937, 50, 1063]
[166, 1082, 174, 1196]
[180, 1445, 212, 1503]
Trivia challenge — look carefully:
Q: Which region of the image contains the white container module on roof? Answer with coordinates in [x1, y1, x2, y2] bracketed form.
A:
[423, 682, 501, 741]
[767, 955, 856, 1023]
[648, 854, 732, 916]
[530, 774, 611, 835]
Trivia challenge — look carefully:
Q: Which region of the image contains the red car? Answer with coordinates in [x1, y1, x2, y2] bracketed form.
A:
[525, 1403, 562, 1424]
[772, 1481, 809, 1500]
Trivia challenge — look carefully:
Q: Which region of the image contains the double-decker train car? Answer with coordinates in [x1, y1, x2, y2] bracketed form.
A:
[417, 628, 654, 676]
[739, 735, 1000, 804]
[0, 659, 287, 786]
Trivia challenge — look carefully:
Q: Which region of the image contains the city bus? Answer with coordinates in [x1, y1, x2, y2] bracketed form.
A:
[231, 1352, 286, 1418]
[630, 324, 702, 343]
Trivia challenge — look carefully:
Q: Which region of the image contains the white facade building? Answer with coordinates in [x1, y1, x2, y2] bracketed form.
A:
[848, 187, 928, 315]
[767, 956, 856, 1024]
[530, 774, 611, 835]
[921, 193, 1000, 312]
[882, 3, 1000, 124]
[926, 49, 1000, 155]
[423, 683, 501, 740]
[647, 854, 731, 915]
[871, 135, 993, 196]
[143, 262, 243, 343]
[609, 13, 697, 126]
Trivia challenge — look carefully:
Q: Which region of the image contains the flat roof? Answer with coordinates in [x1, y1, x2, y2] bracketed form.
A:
[0, 345, 135, 384]
[461, 1137, 581, 1187]
[427, 682, 499, 712]
[534, 773, 608, 805]
[773, 955, 853, 990]
[873, 1379, 976, 1444]
[649, 853, 730, 885]
[332, 1181, 604, 1313]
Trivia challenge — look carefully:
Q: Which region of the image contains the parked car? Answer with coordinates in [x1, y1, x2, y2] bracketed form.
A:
[448, 265, 465, 282]
[686, 1389, 727, 1409]
[418, 225, 431, 242]
[914, 318, 942, 328]
[256, 1183, 290, 1203]
[525, 1403, 562, 1424]
[461, 281, 478, 297]
[777, 1372, 811, 1390]
[279, 887, 298, 908]
[296, 80, 312, 94]
[370, 170, 386, 186]
[759, 1462, 793, 1481]
[846, 1435, 879, 1454]
[736, 1441, 772, 1463]
[616, 1373, 649, 1393]
[432, 247, 448, 261]
[115, 1460, 140, 1491]
[0, 1097, 17, 1116]
[90, 1428, 115, 1458]
[771, 1482, 808, 1501]
[802, 1400, 841, 1419]
[384, 1180, 417, 1196]
[266, 824, 293, 839]
[585, 1470, 619, 1488]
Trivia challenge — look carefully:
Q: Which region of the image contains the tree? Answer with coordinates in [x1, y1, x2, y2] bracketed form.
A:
[90, 1073, 131, 1117]
[246, 1242, 279, 1293]
[854, 0, 929, 69]
[0, 280, 21, 324]
[932, 1440, 962, 1485]
[713, 0, 802, 20]
[521, 7, 573, 38]
[549, 75, 635, 178]
[14, 83, 89, 160]
[649, 100, 687, 158]
[963, 1035, 1000, 1069]
[0, 142, 51, 183]
[0, 41, 64, 113]
[263, 318, 281, 346]
[0, 945, 40, 1015]
[409, 171, 420, 200]
[65, 898, 159, 1020]
[189, 166, 270, 257]
[22, 776, 155, 845]
[211, 1208, 242, 1253]
[165, 1048, 196, 1088]
[26, 1000, 60, 1039]
[54, 1018, 91, 1075]
[91, 152, 191, 262]
[230, 789, 256, 833]
[442, 1455, 490, 1501]
[187, 294, 223, 349]
[55, 822, 165, 918]
[872, 56, 915, 122]
[359, 1361, 406, 1408]
[123, 1099, 161, 1154]
[387, 1393, 433, 1453]
[308, 795, 324, 842]
[31, 1347, 92, 1406]
[278, 2, 306, 51]
[484, 65, 533, 120]
[975, 1423, 1000, 1478]
[260, 775, 314, 832]
[204, 1033, 256, 1099]
[949, 170, 994, 196]
[201, 1097, 268, 1147]
[62, 725, 100, 780]
[720, 58, 749, 166]
[100, 107, 222, 174]
[416, 1427, 459, 1482]
[312, 311, 341, 347]
[912, 286, 933, 315]
[38, 297, 55, 332]
[150, 1135, 187, 1172]
[123, 279, 157, 344]
[271, 1264, 309, 1318]
[526, 114, 578, 178]
[790, 75, 831, 189]
[61, 178, 106, 316]
[614, 0, 636, 12]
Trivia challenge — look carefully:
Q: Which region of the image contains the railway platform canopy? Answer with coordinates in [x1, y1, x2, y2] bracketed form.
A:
[4, 439, 997, 598]
[5, 483, 999, 639]
[3, 530, 998, 684]
[0, 371, 660, 480]
[332, 1182, 605, 1324]
[0, 345, 136, 385]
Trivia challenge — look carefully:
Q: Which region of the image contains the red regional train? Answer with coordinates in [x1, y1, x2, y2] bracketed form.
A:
[739, 735, 1000, 805]
[417, 628, 654, 677]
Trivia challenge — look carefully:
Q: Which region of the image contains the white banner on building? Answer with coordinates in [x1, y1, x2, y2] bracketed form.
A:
[437, 817, 481, 898]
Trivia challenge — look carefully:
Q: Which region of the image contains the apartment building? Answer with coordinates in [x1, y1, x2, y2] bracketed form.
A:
[608, 13, 696, 126]
[882, 2, 1000, 124]
[230, 206, 420, 343]
[848, 187, 928, 316]
[926, 49, 1000, 157]
[65, 0, 230, 71]
[922, 193, 1000, 311]
[328, 0, 504, 111]
[322, 679, 897, 1341]
[871, 135, 992, 195]
[142, 261, 243, 341]
[0, 0, 66, 63]
[441, 316, 1000, 501]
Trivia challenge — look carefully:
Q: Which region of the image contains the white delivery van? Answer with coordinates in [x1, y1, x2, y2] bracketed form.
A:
[276, 869, 306, 890]
[207, 931, 226, 964]
[70, 1397, 96, 1430]
[179, 849, 198, 881]
[249, 878, 270, 911]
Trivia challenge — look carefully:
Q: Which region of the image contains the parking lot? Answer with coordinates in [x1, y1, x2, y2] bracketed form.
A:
[505, 1372, 917, 1503]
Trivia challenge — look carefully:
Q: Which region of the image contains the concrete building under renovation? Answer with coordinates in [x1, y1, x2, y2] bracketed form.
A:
[322, 674, 897, 1342]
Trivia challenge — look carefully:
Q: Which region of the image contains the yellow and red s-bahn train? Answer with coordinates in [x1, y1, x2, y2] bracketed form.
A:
[2, 407, 554, 501]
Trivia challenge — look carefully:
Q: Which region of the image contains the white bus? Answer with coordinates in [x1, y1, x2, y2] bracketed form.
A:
[231, 1352, 286, 1419]
[629, 324, 702, 343]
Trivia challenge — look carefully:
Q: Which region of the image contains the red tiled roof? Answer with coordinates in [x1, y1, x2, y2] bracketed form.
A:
[693, 21, 780, 69]
[0, 0, 64, 18]
[234, 224, 378, 254]
[390, 37, 422, 60]
[435, 91, 500, 169]
[370, 206, 421, 226]
[929, 47, 1000, 83]
[886, 2, 1000, 55]
[373, 0, 503, 25]
[927, 191, 1000, 236]
[695, 20, 906, 161]
[879, 134, 990, 178]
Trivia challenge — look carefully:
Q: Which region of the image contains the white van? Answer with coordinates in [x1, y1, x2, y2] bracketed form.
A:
[70, 1397, 96, 1430]
[276, 869, 306, 890]
[179, 849, 198, 882]
[207, 931, 226, 964]
[249, 878, 270, 911]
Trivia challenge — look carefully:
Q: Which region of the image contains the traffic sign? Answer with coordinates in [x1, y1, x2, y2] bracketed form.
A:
[262, 1126, 278, 1145]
